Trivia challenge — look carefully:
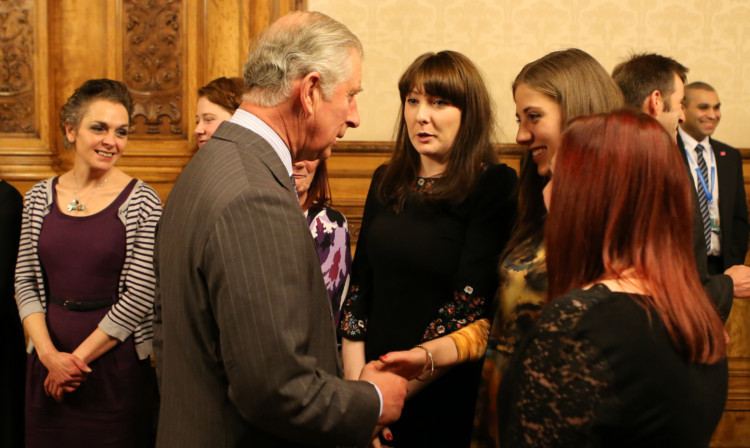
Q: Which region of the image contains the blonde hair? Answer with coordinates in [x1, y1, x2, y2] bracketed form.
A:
[513, 48, 623, 126]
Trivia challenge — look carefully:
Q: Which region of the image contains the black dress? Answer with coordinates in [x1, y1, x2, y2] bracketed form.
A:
[498, 284, 728, 447]
[0, 180, 24, 448]
[339, 163, 518, 447]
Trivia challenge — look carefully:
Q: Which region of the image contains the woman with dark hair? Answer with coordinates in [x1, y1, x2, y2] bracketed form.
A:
[338, 50, 518, 447]
[15, 79, 161, 447]
[194, 76, 244, 148]
[497, 109, 728, 447]
[378, 48, 623, 447]
[293, 158, 351, 327]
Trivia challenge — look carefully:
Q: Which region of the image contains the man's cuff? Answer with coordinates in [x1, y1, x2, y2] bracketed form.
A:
[366, 381, 383, 418]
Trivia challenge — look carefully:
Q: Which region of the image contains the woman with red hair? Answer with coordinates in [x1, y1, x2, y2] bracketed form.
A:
[497, 109, 728, 446]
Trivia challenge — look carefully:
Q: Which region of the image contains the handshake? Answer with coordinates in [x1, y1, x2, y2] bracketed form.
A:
[356, 346, 437, 427]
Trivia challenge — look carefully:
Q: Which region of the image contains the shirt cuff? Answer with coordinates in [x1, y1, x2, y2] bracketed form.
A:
[366, 381, 384, 418]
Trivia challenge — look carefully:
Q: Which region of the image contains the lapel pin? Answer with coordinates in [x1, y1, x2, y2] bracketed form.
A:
[720, 151, 726, 156]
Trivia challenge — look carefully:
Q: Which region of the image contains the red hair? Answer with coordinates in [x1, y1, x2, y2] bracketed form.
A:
[545, 109, 725, 364]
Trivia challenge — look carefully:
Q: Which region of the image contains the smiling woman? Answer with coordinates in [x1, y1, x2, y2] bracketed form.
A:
[15, 79, 162, 447]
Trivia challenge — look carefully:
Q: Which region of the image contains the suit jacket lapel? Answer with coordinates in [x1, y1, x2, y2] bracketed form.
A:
[711, 138, 733, 225]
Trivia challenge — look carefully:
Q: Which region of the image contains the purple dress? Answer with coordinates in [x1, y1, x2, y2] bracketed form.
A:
[304, 204, 351, 327]
[25, 178, 154, 448]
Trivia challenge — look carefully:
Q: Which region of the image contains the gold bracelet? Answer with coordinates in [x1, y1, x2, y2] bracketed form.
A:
[414, 344, 434, 381]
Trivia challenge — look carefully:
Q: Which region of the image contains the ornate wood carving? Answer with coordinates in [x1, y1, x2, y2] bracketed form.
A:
[123, 0, 183, 137]
[0, 0, 35, 134]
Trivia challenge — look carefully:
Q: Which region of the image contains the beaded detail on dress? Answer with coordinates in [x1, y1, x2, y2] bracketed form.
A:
[412, 176, 439, 194]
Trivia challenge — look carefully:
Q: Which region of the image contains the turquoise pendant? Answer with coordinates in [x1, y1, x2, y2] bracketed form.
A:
[67, 199, 80, 212]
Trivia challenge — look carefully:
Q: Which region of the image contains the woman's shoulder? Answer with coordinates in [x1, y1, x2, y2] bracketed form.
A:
[535, 285, 617, 335]
[481, 162, 518, 183]
[131, 179, 161, 203]
[473, 162, 518, 198]
[308, 204, 347, 228]
[120, 179, 162, 217]
[371, 163, 388, 185]
[24, 177, 56, 202]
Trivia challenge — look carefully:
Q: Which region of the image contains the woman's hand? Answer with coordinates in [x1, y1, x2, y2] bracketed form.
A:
[369, 426, 394, 448]
[379, 347, 429, 380]
[39, 350, 91, 401]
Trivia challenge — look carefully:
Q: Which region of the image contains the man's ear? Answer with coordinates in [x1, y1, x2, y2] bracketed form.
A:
[644, 90, 663, 117]
[298, 71, 323, 116]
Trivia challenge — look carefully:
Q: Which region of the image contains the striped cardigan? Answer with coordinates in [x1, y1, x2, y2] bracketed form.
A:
[15, 177, 162, 360]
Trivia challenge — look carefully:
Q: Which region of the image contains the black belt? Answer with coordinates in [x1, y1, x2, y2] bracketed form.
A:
[49, 296, 115, 311]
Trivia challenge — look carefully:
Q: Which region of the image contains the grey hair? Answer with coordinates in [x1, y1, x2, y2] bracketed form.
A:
[242, 11, 363, 107]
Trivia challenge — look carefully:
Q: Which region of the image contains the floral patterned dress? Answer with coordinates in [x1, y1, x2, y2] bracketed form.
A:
[339, 164, 518, 447]
[304, 205, 351, 328]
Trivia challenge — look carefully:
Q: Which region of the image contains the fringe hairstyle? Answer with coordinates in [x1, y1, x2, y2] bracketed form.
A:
[377, 50, 497, 212]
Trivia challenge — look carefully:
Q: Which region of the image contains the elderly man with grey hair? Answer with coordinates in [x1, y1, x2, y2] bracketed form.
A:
[153, 11, 406, 448]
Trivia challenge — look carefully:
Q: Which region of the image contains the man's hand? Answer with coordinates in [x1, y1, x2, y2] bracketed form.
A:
[359, 360, 407, 426]
[725, 264, 750, 297]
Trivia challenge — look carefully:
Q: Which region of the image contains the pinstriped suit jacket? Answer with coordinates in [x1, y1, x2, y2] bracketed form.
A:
[153, 122, 379, 447]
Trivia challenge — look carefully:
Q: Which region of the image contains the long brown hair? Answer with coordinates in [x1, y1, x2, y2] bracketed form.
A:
[377, 50, 497, 212]
[504, 48, 623, 259]
[301, 159, 332, 211]
[546, 109, 725, 364]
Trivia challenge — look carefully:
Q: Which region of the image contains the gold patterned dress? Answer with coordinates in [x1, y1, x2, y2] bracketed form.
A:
[471, 241, 547, 448]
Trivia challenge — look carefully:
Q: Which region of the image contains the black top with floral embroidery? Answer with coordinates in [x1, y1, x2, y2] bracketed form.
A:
[338, 163, 518, 447]
[498, 284, 728, 448]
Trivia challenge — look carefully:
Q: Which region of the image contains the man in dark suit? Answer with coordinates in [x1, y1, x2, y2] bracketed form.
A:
[612, 53, 750, 320]
[153, 12, 406, 447]
[678, 81, 749, 275]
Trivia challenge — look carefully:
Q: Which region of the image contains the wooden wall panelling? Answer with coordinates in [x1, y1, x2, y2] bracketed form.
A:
[120, 0, 195, 201]
[712, 296, 750, 446]
[0, 0, 52, 189]
[47, 0, 113, 173]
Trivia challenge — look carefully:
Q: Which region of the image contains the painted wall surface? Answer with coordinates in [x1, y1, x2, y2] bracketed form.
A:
[308, 0, 750, 147]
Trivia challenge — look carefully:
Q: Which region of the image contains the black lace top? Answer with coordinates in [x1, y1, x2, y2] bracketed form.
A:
[497, 284, 728, 448]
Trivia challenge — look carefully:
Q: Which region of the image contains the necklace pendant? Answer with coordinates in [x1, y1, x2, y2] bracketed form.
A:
[67, 199, 79, 212]
[79, 205, 85, 211]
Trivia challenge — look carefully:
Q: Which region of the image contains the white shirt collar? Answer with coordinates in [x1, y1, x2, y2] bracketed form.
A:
[229, 109, 293, 176]
[678, 126, 710, 153]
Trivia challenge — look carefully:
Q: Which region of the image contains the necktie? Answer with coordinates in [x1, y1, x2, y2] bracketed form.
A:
[695, 144, 711, 251]
[290, 174, 298, 200]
